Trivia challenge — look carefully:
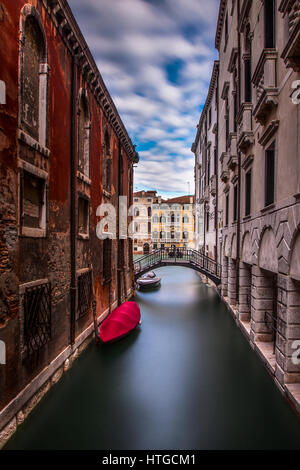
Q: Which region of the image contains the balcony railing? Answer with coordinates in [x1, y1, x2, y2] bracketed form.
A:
[280, 0, 300, 71]
[252, 49, 278, 125]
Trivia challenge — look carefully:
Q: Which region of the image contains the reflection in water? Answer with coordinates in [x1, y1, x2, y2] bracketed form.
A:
[4, 266, 300, 450]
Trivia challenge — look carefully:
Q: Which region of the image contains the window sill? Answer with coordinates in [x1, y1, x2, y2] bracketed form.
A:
[261, 203, 275, 214]
[77, 171, 91, 186]
[103, 189, 111, 199]
[17, 129, 50, 158]
[78, 233, 89, 240]
[20, 227, 46, 238]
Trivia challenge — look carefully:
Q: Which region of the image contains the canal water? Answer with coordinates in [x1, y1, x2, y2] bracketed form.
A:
[4, 266, 300, 450]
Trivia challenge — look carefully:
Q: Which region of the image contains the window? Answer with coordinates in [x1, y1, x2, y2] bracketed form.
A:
[78, 90, 90, 177]
[134, 198, 139, 202]
[21, 170, 47, 233]
[103, 128, 111, 193]
[206, 211, 209, 232]
[153, 243, 157, 249]
[148, 222, 151, 234]
[103, 238, 112, 283]
[233, 185, 238, 222]
[152, 215, 159, 223]
[245, 169, 252, 216]
[183, 215, 189, 223]
[23, 281, 51, 359]
[209, 108, 212, 127]
[77, 270, 92, 318]
[183, 231, 189, 240]
[265, 142, 275, 207]
[225, 193, 229, 226]
[148, 207, 152, 217]
[134, 207, 140, 217]
[20, 8, 48, 145]
[78, 196, 89, 235]
[265, 0, 275, 48]
[244, 59, 252, 102]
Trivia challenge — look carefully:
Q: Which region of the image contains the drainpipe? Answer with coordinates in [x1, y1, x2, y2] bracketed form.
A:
[70, 55, 77, 344]
[236, 0, 241, 306]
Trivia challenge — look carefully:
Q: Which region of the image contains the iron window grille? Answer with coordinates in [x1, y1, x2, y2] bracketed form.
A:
[23, 282, 51, 359]
[77, 270, 92, 318]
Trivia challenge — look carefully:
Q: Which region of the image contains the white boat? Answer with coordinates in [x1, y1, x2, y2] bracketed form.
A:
[136, 271, 161, 289]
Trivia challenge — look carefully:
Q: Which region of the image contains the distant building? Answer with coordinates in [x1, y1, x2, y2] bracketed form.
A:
[133, 191, 157, 254]
[133, 192, 195, 254]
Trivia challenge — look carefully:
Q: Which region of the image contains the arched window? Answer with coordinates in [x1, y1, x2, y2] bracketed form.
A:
[78, 89, 90, 177]
[20, 5, 49, 145]
[103, 127, 111, 192]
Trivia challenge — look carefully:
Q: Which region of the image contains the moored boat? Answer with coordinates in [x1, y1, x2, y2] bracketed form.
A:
[136, 271, 161, 289]
[98, 301, 141, 343]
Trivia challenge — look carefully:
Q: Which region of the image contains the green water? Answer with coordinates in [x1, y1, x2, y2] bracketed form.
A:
[4, 267, 300, 450]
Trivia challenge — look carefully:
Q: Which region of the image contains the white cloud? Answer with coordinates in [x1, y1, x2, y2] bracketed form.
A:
[69, 0, 219, 196]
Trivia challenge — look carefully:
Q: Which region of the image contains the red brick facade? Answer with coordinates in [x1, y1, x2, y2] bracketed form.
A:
[0, 0, 138, 419]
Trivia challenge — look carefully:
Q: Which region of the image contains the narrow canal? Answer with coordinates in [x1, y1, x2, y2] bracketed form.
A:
[4, 267, 300, 450]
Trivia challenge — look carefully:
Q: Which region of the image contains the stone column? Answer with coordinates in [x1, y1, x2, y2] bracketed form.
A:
[276, 275, 300, 385]
[250, 265, 275, 343]
[228, 258, 237, 306]
[221, 255, 228, 297]
[238, 262, 251, 322]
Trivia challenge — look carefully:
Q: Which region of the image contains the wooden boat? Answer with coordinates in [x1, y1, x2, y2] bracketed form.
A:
[98, 301, 141, 344]
[136, 271, 161, 289]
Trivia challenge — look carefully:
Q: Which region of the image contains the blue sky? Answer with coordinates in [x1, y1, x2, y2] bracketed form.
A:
[69, 0, 219, 198]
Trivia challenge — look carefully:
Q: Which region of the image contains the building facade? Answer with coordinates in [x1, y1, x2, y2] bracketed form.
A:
[193, 0, 300, 403]
[152, 196, 195, 250]
[192, 61, 220, 259]
[132, 193, 195, 254]
[0, 0, 138, 444]
[133, 191, 156, 255]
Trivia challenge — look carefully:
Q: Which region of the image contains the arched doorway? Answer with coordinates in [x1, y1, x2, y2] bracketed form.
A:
[255, 228, 278, 350]
[143, 243, 150, 255]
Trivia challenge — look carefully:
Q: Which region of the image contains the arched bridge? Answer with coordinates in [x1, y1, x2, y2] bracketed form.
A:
[134, 247, 222, 286]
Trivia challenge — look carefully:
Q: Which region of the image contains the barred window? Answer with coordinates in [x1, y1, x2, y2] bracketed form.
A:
[23, 282, 51, 359]
[77, 270, 92, 318]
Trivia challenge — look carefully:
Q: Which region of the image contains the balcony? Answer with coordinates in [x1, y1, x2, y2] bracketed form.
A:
[210, 175, 217, 196]
[227, 133, 238, 169]
[200, 185, 210, 203]
[237, 103, 254, 153]
[220, 152, 230, 182]
[252, 49, 278, 125]
[280, 0, 300, 71]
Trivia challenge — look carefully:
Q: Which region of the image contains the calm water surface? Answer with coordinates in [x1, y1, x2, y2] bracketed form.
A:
[4, 267, 300, 450]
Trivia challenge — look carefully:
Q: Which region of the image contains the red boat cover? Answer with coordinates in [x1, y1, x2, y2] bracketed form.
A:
[99, 301, 141, 343]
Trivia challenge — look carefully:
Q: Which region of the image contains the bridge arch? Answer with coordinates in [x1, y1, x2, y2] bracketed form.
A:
[134, 247, 222, 286]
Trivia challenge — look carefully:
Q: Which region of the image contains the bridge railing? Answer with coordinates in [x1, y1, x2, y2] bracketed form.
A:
[133, 247, 222, 280]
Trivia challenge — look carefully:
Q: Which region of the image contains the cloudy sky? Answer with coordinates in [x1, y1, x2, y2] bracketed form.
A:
[69, 0, 219, 198]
